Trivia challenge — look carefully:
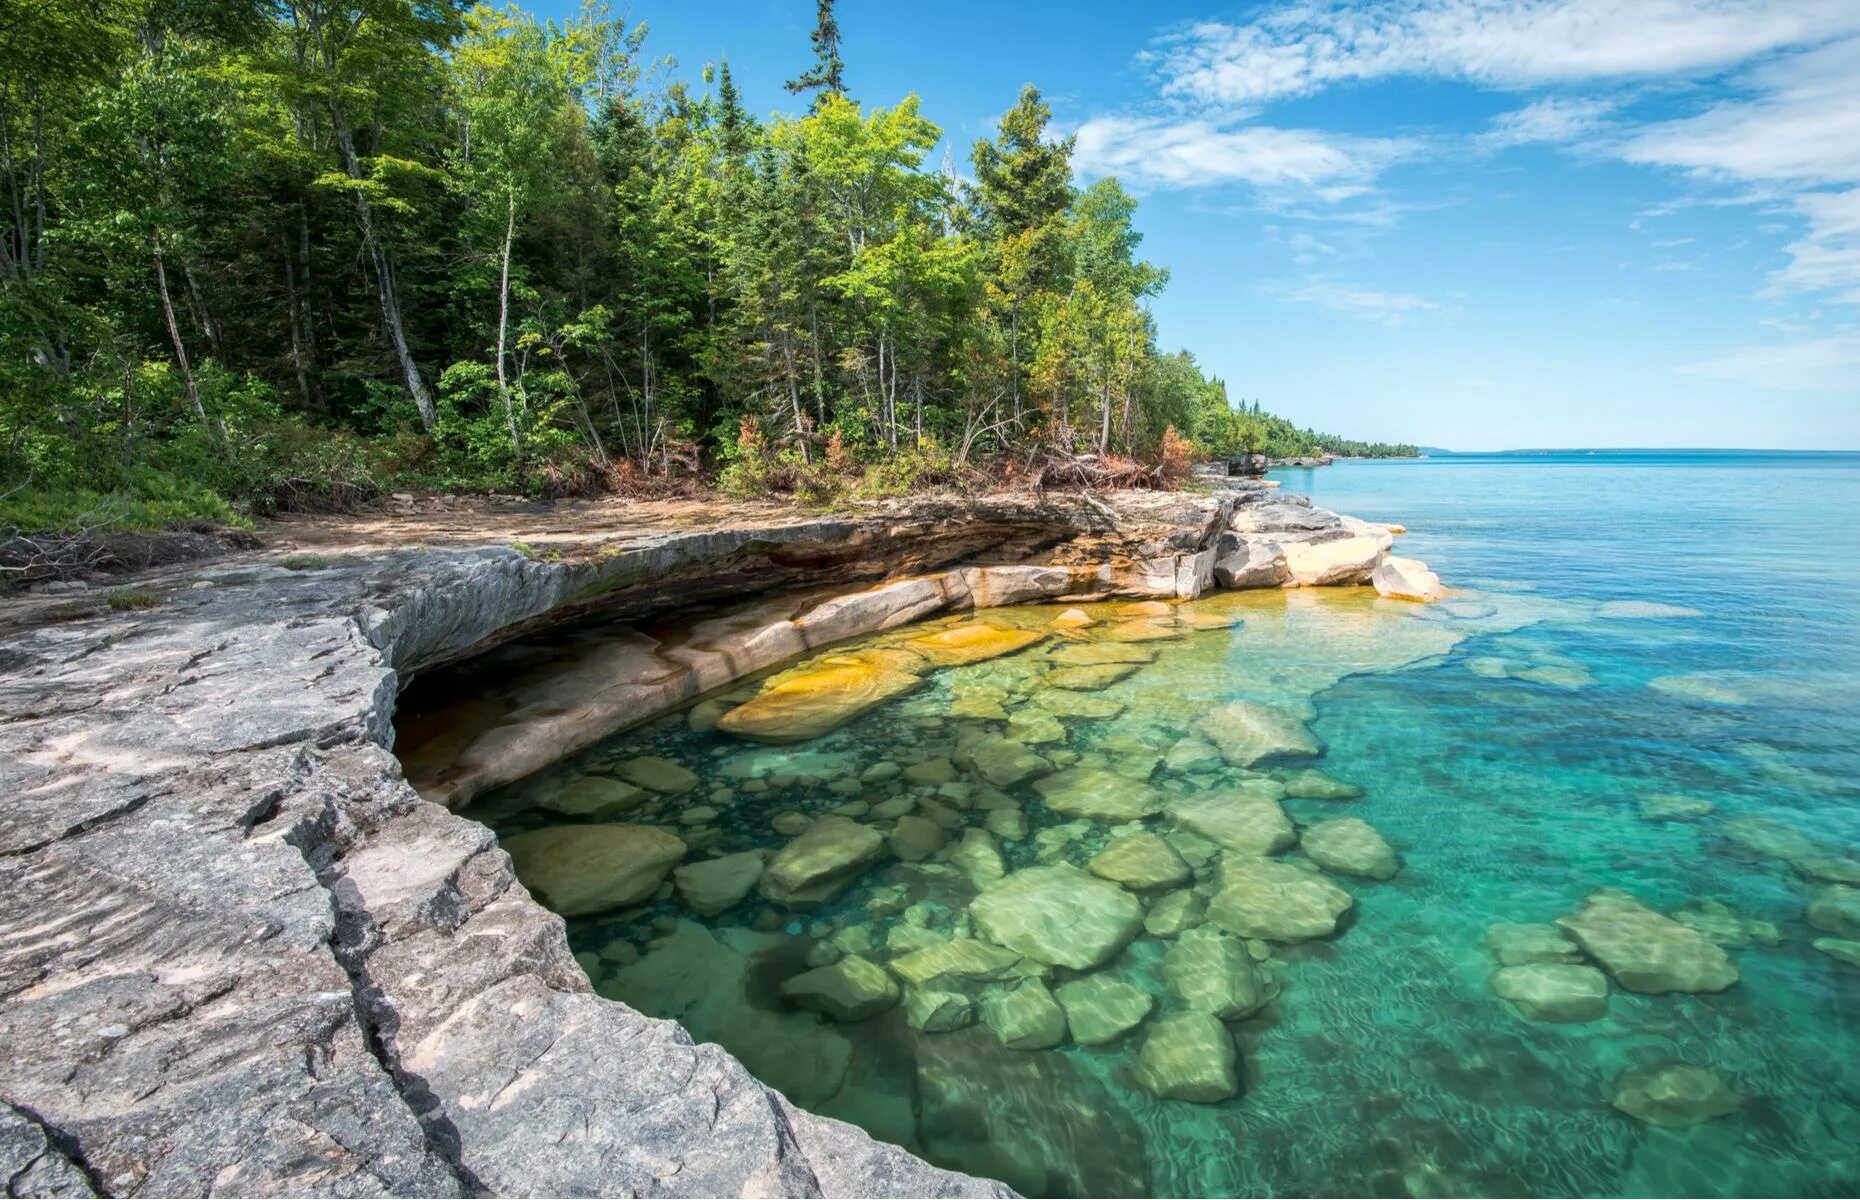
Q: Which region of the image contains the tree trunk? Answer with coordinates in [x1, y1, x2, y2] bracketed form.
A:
[329, 97, 436, 430]
[153, 225, 209, 434]
[496, 194, 519, 454]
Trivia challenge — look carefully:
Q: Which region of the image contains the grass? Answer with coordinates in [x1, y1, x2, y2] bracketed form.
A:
[277, 553, 334, 571]
[105, 589, 161, 611]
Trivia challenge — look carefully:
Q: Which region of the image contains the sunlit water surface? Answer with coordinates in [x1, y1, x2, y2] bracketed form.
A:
[467, 452, 1860, 1197]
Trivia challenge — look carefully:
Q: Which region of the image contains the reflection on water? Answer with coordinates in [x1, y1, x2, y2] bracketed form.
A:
[467, 456, 1860, 1198]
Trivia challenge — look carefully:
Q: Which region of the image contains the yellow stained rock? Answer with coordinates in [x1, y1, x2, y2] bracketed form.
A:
[716, 662, 924, 743]
[1050, 608, 1096, 629]
[903, 622, 1045, 667]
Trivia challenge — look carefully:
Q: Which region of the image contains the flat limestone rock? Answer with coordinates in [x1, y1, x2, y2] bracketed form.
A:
[1196, 701, 1321, 767]
[1490, 963, 1609, 1022]
[1167, 789, 1295, 855]
[1005, 708, 1067, 746]
[1144, 890, 1204, 939]
[969, 866, 1143, 970]
[1118, 600, 1174, 618]
[1282, 535, 1381, 586]
[504, 823, 687, 917]
[760, 819, 886, 907]
[539, 775, 648, 816]
[1054, 975, 1155, 1044]
[889, 815, 948, 862]
[1610, 1063, 1743, 1127]
[889, 938, 1022, 989]
[1556, 891, 1739, 993]
[1807, 885, 1860, 938]
[615, 755, 699, 795]
[982, 980, 1069, 1050]
[905, 623, 1045, 667]
[1089, 831, 1191, 890]
[781, 955, 900, 1022]
[717, 662, 923, 743]
[1134, 1012, 1239, 1103]
[1207, 857, 1353, 942]
[1033, 768, 1163, 824]
[1033, 690, 1126, 721]
[952, 828, 1007, 889]
[958, 735, 1054, 787]
[906, 988, 976, 1032]
[1100, 620, 1180, 644]
[1047, 663, 1140, 691]
[1300, 817, 1399, 880]
[1279, 768, 1363, 801]
[1051, 642, 1159, 667]
[1485, 922, 1584, 967]
[673, 849, 768, 916]
[1164, 927, 1276, 1019]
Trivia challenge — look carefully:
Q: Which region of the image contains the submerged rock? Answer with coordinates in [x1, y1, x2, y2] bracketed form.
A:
[1807, 885, 1860, 939]
[1610, 1063, 1743, 1127]
[969, 866, 1144, 970]
[1371, 555, 1445, 602]
[1556, 891, 1739, 993]
[1134, 1012, 1239, 1103]
[958, 734, 1054, 787]
[1054, 975, 1154, 1044]
[672, 849, 768, 917]
[1005, 708, 1067, 746]
[1089, 831, 1191, 891]
[1033, 768, 1163, 824]
[982, 980, 1068, 1049]
[1051, 608, 1095, 629]
[889, 815, 948, 862]
[1167, 787, 1295, 855]
[1164, 927, 1277, 1019]
[781, 955, 900, 1022]
[716, 662, 923, 743]
[1034, 690, 1126, 721]
[889, 937, 1022, 989]
[1051, 641, 1158, 667]
[760, 818, 886, 906]
[906, 988, 977, 1032]
[1101, 620, 1179, 643]
[1485, 922, 1584, 967]
[1279, 768, 1364, 801]
[615, 755, 699, 795]
[1207, 857, 1353, 942]
[1671, 898, 1782, 948]
[503, 823, 686, 917]
[1812, 937, 1860, 968]
[905, 623, 1045, 667]
[952, 828, 1007, 889]
[1047, 663, 1140, 691]
[1490, 963, 1609, 1022]
[1300, 817, 1399, 880]
[538, 774, 648, 817]
[1196, 701, 1321, 767]
[1144, 890, 1204, 939]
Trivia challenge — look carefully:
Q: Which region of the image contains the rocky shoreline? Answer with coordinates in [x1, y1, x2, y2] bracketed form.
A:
[0, 480, 1433, 1197]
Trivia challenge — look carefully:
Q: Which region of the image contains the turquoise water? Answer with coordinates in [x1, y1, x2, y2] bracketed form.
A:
[469, 451, 1860, 1197]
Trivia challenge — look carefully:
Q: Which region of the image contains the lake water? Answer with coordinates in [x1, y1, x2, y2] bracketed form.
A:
[466, 451, 1860, 1197]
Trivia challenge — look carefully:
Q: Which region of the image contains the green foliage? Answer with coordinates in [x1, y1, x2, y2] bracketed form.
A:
[106, 588, 162, 611]
[0, 0, 1408, 535]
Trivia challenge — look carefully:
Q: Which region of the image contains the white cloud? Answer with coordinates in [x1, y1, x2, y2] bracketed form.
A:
[1478, 96, 1618, 148]
[1680, 332, 1860, 391]
[1154, 1, 1860, 107]
[1276, 280, 1438, 324]
[1072, 114, 1417, 200]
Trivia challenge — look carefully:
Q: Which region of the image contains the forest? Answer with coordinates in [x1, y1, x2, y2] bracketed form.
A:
[0, 0, 1415, 535]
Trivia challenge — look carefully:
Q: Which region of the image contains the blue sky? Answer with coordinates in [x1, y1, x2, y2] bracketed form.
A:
[532, 0, 1860, 450]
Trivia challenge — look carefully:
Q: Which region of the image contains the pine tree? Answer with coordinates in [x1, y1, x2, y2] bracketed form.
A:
[783, 0, 845, 109]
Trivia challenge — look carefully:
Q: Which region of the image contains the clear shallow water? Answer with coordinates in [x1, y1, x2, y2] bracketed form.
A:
[468, 452, 1860, 1197]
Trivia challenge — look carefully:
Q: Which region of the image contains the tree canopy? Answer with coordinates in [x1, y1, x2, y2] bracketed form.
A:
[0, 0, 1411, 535]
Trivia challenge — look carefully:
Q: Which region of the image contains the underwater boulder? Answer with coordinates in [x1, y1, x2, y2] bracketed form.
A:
[1033, 767, 1163, 824]
[716, 661, 924, 743]
[502, 823, 686, 917]
[1053, 975, 1154, 1044]
[1636, 793, 1716, 822]
[1167, 786, 1296, 855]
[1089, 831, 1191, 891]
[614, 754, 699, 795]
[957, 734, 1054, 787]
[982, 979, 1068, 1050]
[759, 818, 886, 906]
[1556, 890, 1739, 993]
[1051, 641, 1158, 667]
[1164, 926, 1278, 1019]
[905, 988, 976, 1032]
[1610, 1063, 1743, 1127]
[1196, 700, 1321, 767]
[537, 775, 648, 817]
[781, 954, 900, 1022]
[1278, 768, 1364, 801]
[1133, 1012, 1239, 1103]
[1807, 885, 1860, 939]
[1046, 663, 1141, 691]
[888, 815, 947, 862]
[969, 865, 1144, 970]
[672, 849, 768, 917]
[1490, 962, 1609, 1022]
[904, 622, 1045, 667]
[1143, 890, 1205, 939]
[1371, 555, 1445, 602]
[1484, 922, 1584, 967]
[1206, 856, 1353, 942]
[1300, 817, 1400, 880]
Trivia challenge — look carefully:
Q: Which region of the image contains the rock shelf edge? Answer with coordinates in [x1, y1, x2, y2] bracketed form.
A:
[0, 484, 1421, 1198]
